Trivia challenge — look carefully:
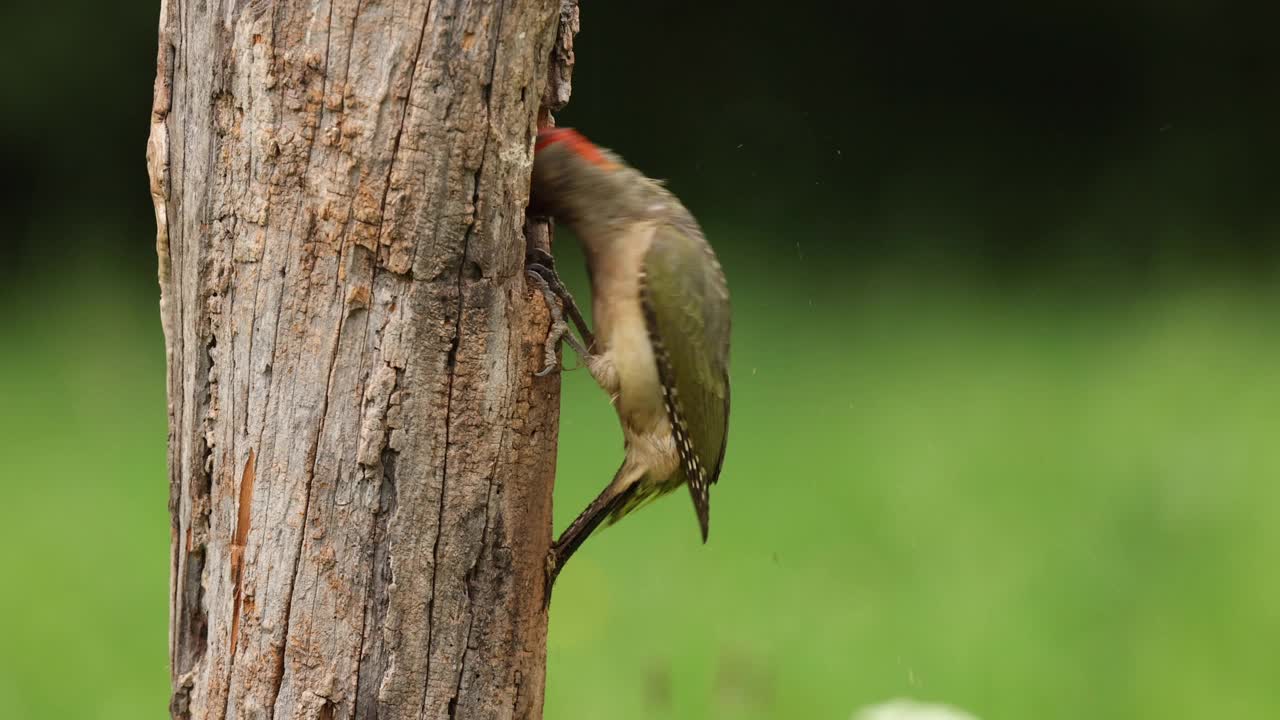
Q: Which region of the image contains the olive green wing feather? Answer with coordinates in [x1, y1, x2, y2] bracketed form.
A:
[639, 222, 731, 541]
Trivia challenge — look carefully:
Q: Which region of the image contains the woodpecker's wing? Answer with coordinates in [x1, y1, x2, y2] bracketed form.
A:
[640, 221, 731, 541]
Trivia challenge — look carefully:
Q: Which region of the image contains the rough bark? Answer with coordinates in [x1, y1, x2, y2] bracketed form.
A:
[147, 1, 579, 718]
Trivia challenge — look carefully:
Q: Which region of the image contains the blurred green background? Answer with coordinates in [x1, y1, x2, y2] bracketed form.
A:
[2, 2, 1278, 718]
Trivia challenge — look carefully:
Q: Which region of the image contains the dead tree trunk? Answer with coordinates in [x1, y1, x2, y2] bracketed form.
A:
[147, 1, 578, 718]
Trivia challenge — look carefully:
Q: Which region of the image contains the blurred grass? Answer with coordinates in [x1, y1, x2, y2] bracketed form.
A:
[2, 245, 1278, 719]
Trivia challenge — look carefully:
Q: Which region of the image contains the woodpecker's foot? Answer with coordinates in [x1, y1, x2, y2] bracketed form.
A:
[527, 267, 569, 376]
[526, 247, 556, 271]
[527, 267, 589, 376]
[525, 254, 596, 351]
[526, 257, 594, 376]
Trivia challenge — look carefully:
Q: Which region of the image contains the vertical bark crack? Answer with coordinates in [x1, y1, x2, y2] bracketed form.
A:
[375, 1, 435, 254]
[353, 365, 403, 719]
[229, 448, 257, 656]
[268, 302, 349, 719]
[423, 3, 508, 713]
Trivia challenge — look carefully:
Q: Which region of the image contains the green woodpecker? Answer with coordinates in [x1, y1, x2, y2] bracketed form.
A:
[526, 127, 731, 592]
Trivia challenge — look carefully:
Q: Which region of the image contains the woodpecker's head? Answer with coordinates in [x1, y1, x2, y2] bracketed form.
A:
[529, 127, 627, 222]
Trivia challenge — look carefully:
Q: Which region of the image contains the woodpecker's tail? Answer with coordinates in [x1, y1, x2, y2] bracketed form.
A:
[548, 473, 640, 591]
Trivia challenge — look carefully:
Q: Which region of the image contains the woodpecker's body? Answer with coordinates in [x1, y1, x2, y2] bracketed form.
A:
[530, 128, 731, 587]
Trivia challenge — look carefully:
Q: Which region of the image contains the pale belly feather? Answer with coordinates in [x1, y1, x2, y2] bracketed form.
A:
[584, 227, 681, 490]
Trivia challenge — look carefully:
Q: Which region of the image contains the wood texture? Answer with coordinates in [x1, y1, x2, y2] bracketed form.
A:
[147, 1, 578, 717]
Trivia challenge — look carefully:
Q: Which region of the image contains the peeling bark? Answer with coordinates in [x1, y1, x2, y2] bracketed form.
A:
[149, 1, 578, 718]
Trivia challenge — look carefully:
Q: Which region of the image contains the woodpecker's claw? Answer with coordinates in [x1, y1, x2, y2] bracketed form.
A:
[527, 266, 572, 376]
[527, 259, 597, 351]
[526, 247, 556, 270]
[526, 258, 594, 377]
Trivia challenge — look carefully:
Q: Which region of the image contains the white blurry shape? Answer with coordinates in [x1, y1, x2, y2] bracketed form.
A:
[853, 699, 979, 720]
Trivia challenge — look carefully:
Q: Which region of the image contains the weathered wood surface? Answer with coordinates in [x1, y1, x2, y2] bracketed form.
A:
[147, 1, 579, 717]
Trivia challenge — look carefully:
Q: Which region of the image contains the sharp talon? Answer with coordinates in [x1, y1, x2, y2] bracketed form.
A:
[528, 265, 595, 352]
[527, 248, 556, 270]
[528, 268, 567, 376]
[527, 256, 594, 376]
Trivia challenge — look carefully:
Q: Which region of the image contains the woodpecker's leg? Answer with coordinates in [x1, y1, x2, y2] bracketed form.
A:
[526, 249, 596, 376]
[527, 268, 590, 376]
[544, 478, 640, 607]
[526, 248, 596, 347]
